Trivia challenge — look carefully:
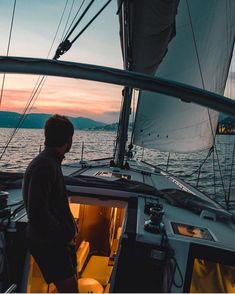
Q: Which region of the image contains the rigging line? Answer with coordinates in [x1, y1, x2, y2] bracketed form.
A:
[0, 0, 17, 108]
[185, 147, 214, 177]
[63, 0, 95, 41]
[130, 89, 136, 145]
[47, 0, 70, 59]
[166, 152, 170, 172]
[20, 77, 47, 127]
[212, 145, 216, 198]
[0, 73, 46, 161]
[61, 0, 86, 42]
[214, 143, 228, 205]
[186, 0, 228, 199]
[0, 1, 70, 161]
[225, 135, 230, 192]
[70, 0, 112, 45]
[113, 98, 124, 158]
[53, 0, 95, 59]
[228, 137, 235, 203]
[0, 77, 46, 161]
[60, 0, 76, 42]
[6, 0, 16, 56]
[186, 0, 216, 142]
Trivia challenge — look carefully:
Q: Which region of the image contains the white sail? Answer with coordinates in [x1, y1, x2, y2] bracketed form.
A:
[133, 0, 235, 153]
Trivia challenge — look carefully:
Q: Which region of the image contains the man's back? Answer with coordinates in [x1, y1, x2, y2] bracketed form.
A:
[23, 147, 76, 244]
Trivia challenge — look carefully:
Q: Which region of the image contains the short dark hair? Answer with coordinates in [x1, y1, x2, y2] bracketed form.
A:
[44, 114, 74, 147]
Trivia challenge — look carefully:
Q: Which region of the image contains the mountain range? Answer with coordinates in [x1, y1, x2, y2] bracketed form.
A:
[0, 111, 106, 129]
[0, 111, 234, 131]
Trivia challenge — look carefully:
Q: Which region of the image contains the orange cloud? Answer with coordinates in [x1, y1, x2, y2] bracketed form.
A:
[0, 75, 123, 122]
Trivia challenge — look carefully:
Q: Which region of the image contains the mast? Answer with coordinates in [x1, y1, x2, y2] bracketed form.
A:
[115, 0, 133, 167]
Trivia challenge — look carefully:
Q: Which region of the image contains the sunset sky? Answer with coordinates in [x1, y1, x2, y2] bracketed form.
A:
[0, 1, 235, 123]
[0, 0, 124, 123]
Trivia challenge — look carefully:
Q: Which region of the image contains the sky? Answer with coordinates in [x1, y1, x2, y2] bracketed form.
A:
[0, 1, 235, 123]
[0, 0, 124, 123]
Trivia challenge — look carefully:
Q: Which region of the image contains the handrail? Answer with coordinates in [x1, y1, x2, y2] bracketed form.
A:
[4, 284, 17, 293]
[0, 56, 234, 117]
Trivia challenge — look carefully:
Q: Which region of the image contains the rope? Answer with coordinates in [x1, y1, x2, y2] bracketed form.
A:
[186, 0, 216, 143]
[54, 0, 95, 59]
[63, 0, 94, 42]
[0, 0, 72, 161]
[61, 0, 86, 42]
[214, 143, 228, 205]
[228, 137, 235, 203]
[0, 77, 46, 160]
[70, 0, 112, 45]
[212, 146, 216, 198]
[0, 0, 16, 108]
[166, 152, 170, 172]
[54, 0, 112, 60]
[46, 0, 70, 59]
[186, 0, 228, 200]
[185, 146, 214, 177]
[130, 89, 137, 145]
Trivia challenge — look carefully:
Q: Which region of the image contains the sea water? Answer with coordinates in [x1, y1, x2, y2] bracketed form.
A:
[0, 128, 235, 205]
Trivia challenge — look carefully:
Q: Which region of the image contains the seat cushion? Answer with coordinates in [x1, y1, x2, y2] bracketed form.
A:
[78, 277, 103, 293]
[81, 256, 113, 285]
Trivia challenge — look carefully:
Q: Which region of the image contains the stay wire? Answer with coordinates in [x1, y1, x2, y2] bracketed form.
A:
[214, 143, 228, 205]
[0, 0, 17, 108]
[228, 138, 235, 203]
[130, 89, 137, 145]
[212, 146, 216, 198]
[70, 0, 112, 45]
[61, 0, 86, 42]
[0, 0, 70, 160]
[60, 0, 76, 42]
[54, 0, 112, 59]
[0, 77, 46, 161]
[186, 0, 227, 198]
[47, 0, 70, 59]
[113, 93, 125, 158]
[186, 0, 216, 143]
[185, 146, 214, 178]
[63, 0, 94, 42]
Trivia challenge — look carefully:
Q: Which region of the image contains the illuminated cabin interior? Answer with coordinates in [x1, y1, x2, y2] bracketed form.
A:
[26, 196, 127, 293]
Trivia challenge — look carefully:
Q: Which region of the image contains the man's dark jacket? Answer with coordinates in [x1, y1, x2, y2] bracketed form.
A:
[23, 147, 77, 243]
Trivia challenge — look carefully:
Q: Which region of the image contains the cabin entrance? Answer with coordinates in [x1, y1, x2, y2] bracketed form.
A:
[25, 196, 127, 293]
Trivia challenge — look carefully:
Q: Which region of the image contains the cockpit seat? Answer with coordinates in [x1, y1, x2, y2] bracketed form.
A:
[76, 240, 113, 289]
[78, 277, 103, 293]
[81, 255, 113, 285]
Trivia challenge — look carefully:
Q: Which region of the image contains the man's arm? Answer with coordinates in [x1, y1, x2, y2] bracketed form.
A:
[27, 164, 74, 243]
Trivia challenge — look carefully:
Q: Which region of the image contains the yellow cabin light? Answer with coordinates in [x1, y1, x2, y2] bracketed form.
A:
[69, 203, 80, 219]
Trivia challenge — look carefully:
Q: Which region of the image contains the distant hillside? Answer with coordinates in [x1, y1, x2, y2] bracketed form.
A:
[92, 122, 133, 131]
[0, 111, 105, 129]
[93, 122, 119, 131]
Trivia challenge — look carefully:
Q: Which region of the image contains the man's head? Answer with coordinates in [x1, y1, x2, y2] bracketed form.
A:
[44, 114, 74, 153]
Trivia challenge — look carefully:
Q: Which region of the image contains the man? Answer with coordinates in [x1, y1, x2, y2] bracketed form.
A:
[23, 114, 79, 293]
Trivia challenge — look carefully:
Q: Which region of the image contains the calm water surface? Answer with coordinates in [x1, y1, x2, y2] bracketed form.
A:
[0, 128, 235, 205]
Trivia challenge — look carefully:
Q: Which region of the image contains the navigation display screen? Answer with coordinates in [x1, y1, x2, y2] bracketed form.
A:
[171, 222, 214, 241]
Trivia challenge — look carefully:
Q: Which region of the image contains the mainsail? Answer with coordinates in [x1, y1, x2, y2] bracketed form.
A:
[131, 0, 235, 153]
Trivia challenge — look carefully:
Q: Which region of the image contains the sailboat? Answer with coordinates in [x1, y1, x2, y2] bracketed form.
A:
[1, 0, 235, 292]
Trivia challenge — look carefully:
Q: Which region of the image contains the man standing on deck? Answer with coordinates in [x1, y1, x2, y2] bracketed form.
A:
[22, 114, 79, 293]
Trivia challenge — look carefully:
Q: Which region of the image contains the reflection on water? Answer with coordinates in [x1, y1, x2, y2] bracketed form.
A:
[0, 128, 234, 205]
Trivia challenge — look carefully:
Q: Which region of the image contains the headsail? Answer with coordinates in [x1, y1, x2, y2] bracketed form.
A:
[132, 0, 235, 153]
